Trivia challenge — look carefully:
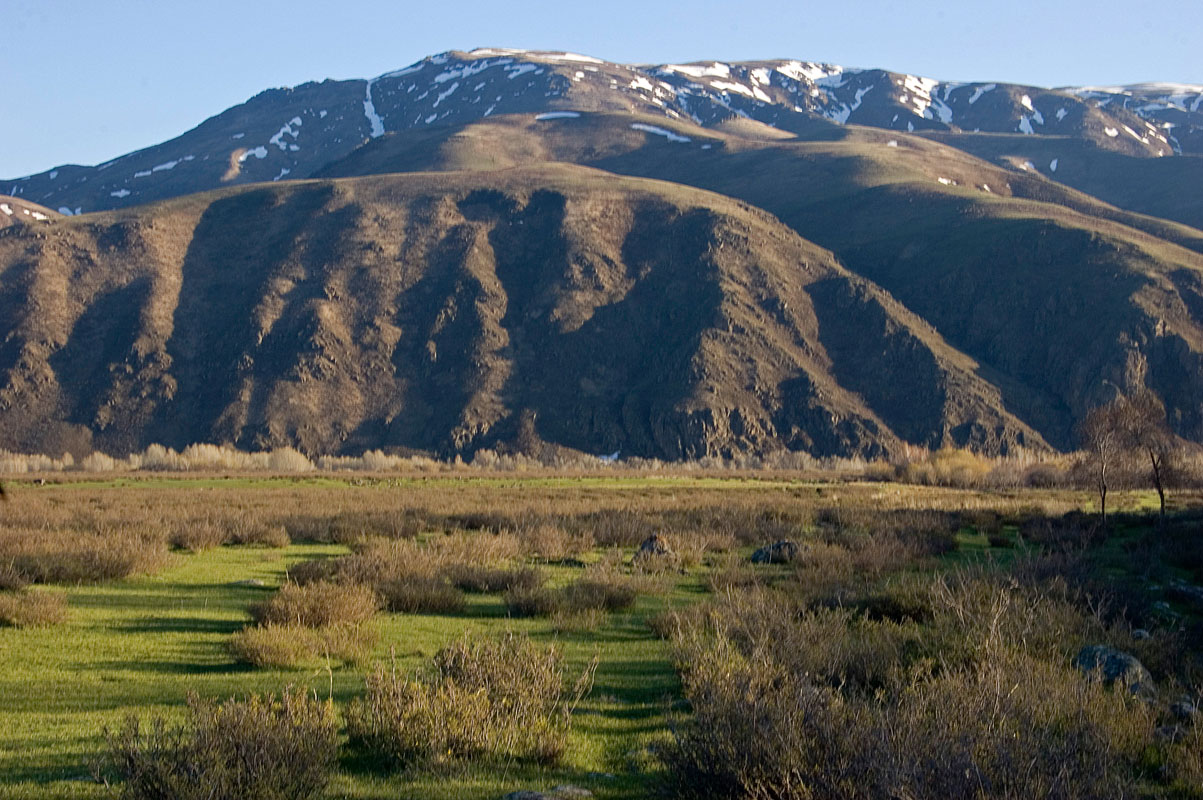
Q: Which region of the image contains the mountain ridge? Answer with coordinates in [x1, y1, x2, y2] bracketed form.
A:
[1, 48, 1201, 460]
[5, 48, 1201, 218]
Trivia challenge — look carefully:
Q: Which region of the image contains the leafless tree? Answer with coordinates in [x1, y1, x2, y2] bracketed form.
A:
[1115, 389, 1176, 528]
[1081, 389, 1179, 531]
[1079, 401, 1125, 530]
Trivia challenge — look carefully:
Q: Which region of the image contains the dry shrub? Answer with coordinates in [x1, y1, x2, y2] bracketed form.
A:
[442, 564, 542, 594]
[229, 623, 376, 669]
[346, 635, 588, 767]
[283, 510, 425, 544]
[0, 528, 169, 584]
[169, 521, 227, 552]
[229, 523, 290, 548]
[662, 578, 1162, 800]
[0, 563, 29, 591]
[286, 534, 535, 614]
[506, 570, 638, 618]
[706, 554, 767, 593]
[522, 522, 594, 561]
[0, 589, 68, 627]
[441, 511, 516, 533]
[250, 582, 379, 628]
[585, 510, 658, 548]
[429, 531, 522, 564]
[378, 576, 466, 614]
[896, 448, 997, 488]
[103, 688, 336, 800]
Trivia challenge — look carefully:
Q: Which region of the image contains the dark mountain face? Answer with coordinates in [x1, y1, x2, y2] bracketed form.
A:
[0, 49, 1201, 460]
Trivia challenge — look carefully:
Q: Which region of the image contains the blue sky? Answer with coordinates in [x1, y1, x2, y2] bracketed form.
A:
[3, 0, 1201, 178]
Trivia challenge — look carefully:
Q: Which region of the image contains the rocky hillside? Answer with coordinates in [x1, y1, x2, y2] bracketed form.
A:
[0, 167, 1048, 460]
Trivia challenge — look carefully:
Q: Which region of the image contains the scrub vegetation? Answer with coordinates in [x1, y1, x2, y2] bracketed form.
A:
[1, 470, 1202, 799]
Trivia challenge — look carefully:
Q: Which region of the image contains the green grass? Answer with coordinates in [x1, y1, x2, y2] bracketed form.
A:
[0, 541, 697, 799]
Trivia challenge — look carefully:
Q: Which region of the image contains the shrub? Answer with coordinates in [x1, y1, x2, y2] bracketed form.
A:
[229, 623, 377, 669]
[104, 688, 337, 800]
[442, 564, 543, 594]
[346, 635, 587, 767]
[505, 574, 638, 618]
[249, 582, 379, 628]
[522, 523, 594, 562]
[0, 562, 29, 591]
[2, 529, 170, 584]
[378, 576, 465, 614]
[0, 589, 68, 627]
[229, 523, 290, 548]
[169, 521, 226, 552]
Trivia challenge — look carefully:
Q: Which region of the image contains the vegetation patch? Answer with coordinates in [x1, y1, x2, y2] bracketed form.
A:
[346, 635, 594, 768]
[102, 688, 337, 800]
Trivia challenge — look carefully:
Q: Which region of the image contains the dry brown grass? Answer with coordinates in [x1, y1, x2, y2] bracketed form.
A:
[229, 623, 377, 669]
[0, 589, 68, 627]
[249, 582, 379, 628]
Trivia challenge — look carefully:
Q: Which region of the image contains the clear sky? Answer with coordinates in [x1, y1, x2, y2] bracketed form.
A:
[3, 0, 1201, 177]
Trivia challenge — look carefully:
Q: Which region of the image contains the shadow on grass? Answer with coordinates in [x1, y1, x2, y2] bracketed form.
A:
[89, 658, 257, 677]
[113, 615, 244, 636]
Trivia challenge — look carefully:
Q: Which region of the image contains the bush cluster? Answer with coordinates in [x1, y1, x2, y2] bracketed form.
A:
[103, 688, 337, 800]
[346, 635, 587, 767]
[660, 570, 1198, 800]
[231, 582, 380, 669]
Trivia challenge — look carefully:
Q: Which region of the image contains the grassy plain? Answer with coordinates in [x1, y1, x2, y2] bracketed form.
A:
[0, 472, 1199, 799]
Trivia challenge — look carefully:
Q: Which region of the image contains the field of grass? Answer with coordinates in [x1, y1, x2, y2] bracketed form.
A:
[1, 472, 1200, 799]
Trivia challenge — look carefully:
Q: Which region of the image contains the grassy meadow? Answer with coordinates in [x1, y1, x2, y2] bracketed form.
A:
[1, 472, 1201, 799]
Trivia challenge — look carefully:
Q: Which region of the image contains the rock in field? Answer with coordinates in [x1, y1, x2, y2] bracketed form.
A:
[1073, 645, 1155, 697]
[634, 534, 672, 561]
[1171, 696, 1199, 724]
[750, 540, 800, 564]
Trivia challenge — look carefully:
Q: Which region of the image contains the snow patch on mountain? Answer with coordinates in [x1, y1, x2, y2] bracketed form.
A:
[659, 62, 731, 79]
[901, 74, 939, 118]
[630, 123, 691, 143]
[535, 112, 581, 120]
[270, 117, 303, 150]
[363, 80, 385, 138]
[967, 84, 996, 104]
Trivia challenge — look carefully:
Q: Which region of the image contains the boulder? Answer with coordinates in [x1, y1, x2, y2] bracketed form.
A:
[1073, 645, 1156, 697]
[750, 540, 800, 564]
[634, 534, 672, 560]
[1171, 696, 1198, 724]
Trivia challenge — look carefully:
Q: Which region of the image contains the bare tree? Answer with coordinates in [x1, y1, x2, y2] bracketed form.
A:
[1079, 401, 1125, 530]
[1115, 389, 1176, 528]
[1081, 389, 1179, 531]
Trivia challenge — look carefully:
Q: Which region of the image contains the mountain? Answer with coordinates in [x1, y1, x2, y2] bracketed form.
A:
[0, 167, 1046, 459]
[5, 50, 1201, 217]
[0, 49, 1201, 460]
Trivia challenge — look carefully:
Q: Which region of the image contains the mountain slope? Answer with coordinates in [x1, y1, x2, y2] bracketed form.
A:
[0, 166, 1045, 460]
[315, 111, 1203, 449]
[5, 49, 1199, 218]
